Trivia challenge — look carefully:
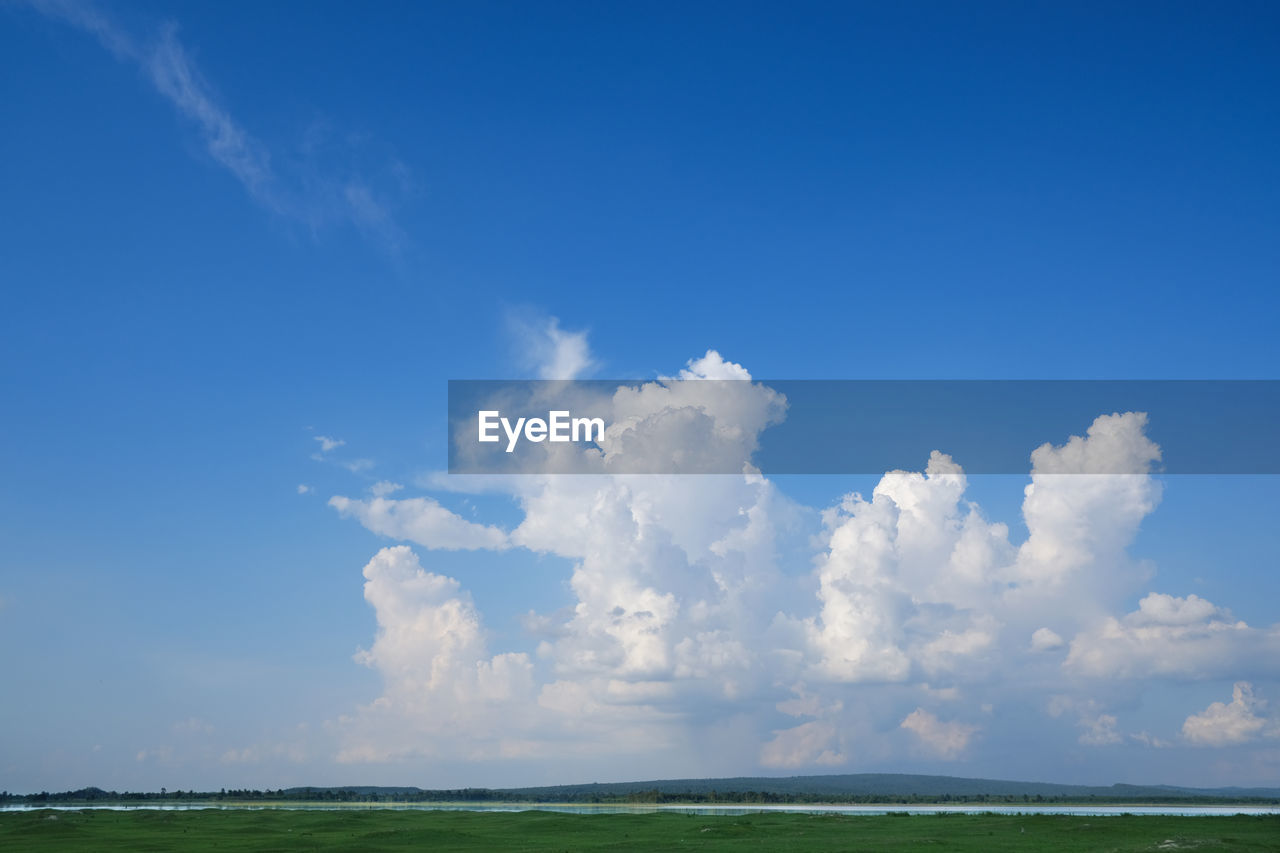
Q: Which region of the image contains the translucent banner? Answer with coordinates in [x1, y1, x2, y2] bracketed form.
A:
[447, 380, 1280, 475]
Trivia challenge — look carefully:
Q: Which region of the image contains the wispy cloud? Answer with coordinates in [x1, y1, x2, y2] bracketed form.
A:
[19, 0, 407, 253]
[314, 435, 346, 453]
[505, 308, 597, 379]
[25, 0, 136, 58]
[146, 23, 278, 210]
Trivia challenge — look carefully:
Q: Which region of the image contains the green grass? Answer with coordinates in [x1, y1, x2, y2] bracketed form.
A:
[1, 809, 1277, 852]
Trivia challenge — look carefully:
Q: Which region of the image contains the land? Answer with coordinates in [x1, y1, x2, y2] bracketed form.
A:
[6, 773, 1279, 806]
[2, 809, 1279, 851]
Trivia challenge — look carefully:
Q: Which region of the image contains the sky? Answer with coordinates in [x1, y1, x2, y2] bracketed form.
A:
[1, 1, 1278, 794]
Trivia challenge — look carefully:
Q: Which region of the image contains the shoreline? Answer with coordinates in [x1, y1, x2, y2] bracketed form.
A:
[5, 801, 1279, 814]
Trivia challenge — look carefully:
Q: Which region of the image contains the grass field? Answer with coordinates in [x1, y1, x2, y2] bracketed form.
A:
[1, 809, 1277, 852]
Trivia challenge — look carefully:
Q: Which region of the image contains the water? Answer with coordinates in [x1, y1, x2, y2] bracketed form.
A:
[3, 803, 1277, 816]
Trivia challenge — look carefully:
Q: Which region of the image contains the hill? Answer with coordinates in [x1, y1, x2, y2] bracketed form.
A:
[496, 774, 1280, 802]
[7, 773, 1279, 805]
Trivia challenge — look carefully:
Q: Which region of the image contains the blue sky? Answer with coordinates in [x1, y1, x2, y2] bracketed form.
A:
[1, 1, 1278, 793]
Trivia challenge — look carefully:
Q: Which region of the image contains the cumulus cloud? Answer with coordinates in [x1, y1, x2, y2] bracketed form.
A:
[339, 547, 692, 765]
[800, 451, 1009, 684]
[330, 496, 509, 551]
[1182, 683, 1278, 747]
[1013, 412, 1162, 599]
[760, 720, 846, 768]
[1028, 412, 1162, 475]
[1031, 627, 1065, 652]
[328, 353, 1277, 776]
[597, 351, 787, 474]
[337, 358, 808, 764]
[338, 547, 536, 761]
[453, 349, 788, 476]
[1065, 593, 1280, 680]
[900, 708, 979, 758]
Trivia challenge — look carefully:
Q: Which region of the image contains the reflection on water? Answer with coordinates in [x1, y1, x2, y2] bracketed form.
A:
[2, 803, 1277, 817]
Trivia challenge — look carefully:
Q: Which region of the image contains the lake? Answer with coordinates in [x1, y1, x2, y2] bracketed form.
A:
[3, 803, 1277, 816]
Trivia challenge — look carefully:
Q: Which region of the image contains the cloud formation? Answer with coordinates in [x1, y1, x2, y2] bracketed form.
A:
[323, 350, 1278, 779]
[330, 496, 509, 551]
[1065, 593, 1280, 680]
[1182, 683, 1278, 746]
[507, 310, 597, 380]
[900, 708, 979, 758]
[339, 546, 535, 762]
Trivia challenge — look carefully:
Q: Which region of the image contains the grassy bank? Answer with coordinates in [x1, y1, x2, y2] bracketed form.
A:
[2, 809, 1278, 851]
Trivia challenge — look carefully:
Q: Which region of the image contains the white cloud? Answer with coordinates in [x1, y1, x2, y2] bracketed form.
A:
[1182, 683, 1278, 747]
[325, 355, 1277, 775]
[540, 320, 594, 380]
[676, 350, 752, 381]
[508, 311, 596, 380]
[1065, 593, 1280, 680]
[1029, 411, 1162, 475]
[1046, 696, 1126, 746]
[146, 23, 277, 207]
[900, 708, 978, 758]
[1031, 627, 1065, 652]
[338, 547, 536, 761]
[597, 352, 787, 474]
[297, 484, 313, 495]
[369, 481, 404, 497]
[315, 436, 346, 453]
[760, 721, 846, 768]
[1013, 412, 1162, 598]
[330, 496, 509, 551]
[336, 372, 805, 763]
[801, 451, 1009, 684]
[1077, 713, 1122, 746]
[1132, 592, 1224, 626]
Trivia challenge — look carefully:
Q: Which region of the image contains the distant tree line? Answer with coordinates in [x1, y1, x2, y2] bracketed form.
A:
[605, 790, 1280, 806]
[2, 787, 1276, 806]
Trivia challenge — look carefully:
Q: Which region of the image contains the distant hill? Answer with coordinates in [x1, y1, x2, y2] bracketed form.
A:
[9, 774, 1279, 805]
[494, 774, 1280, 802]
